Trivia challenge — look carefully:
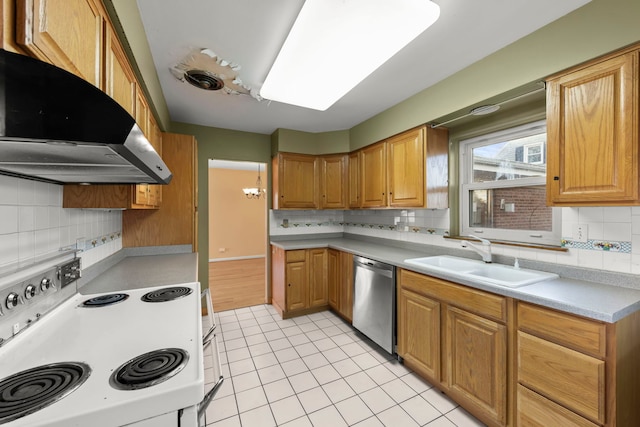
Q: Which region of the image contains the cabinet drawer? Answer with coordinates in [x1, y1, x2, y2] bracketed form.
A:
[399, 269, 506, 322]
[517, 385, 599, 427]
[518, 331, 605, 424]
[518, 302, 606, 357]
[286, 250, 307, 262]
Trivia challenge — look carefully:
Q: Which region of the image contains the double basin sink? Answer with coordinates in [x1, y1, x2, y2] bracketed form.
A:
[403, 255, 558, 288]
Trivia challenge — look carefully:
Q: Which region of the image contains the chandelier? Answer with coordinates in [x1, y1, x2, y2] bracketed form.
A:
[243, 164, 266, 199]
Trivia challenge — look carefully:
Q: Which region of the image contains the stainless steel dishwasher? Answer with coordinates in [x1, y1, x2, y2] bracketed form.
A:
[352, 256, 396, 354]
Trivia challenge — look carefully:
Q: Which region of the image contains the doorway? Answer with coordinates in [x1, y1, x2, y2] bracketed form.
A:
[208, 159, 268, 311]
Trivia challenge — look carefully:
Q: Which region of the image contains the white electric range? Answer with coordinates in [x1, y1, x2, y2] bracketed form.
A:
[0, 253, 222, 427]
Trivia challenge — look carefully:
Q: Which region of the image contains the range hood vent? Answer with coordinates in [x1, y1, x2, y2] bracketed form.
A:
[0, 50, 172, 185]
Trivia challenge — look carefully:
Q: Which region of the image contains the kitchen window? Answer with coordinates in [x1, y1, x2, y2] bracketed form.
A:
[459, 120, 560, 245]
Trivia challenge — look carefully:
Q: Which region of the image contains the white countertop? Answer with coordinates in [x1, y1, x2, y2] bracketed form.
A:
[80, 253, 199, 294]
[272, 237, 640, 323]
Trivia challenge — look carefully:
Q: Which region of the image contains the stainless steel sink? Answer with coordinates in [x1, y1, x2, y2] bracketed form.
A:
[403, 255, 558, 288]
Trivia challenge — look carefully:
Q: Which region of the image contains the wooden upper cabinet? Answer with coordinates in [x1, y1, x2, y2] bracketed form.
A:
[319, 154, 348, 209]
[348, 152, 360, 208]
[135, 87, 150, 137]
[359, 125, 448, 209]
[104, 25, 136, 115]
[361, 141, 387, 208]
[387, 127, 425, 207]
[16, 0, 105, 88]
[273, 153, 319, 209]
[546, 47, 639, 206]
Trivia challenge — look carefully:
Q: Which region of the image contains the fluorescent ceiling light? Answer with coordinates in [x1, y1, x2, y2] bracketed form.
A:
[260, 0, 440, 111]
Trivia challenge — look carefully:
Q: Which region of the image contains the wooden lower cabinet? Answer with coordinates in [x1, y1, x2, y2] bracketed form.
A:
[517, 385, 599, 427]
[446, 306, 507, 426]
[397, 287, 440, 382]
[271, 246, 329, 319]
[516, 302, 640, 427]
[397, 269, 508, 427]
[308, 248, 328, 308]
[327, 249, 353, 322]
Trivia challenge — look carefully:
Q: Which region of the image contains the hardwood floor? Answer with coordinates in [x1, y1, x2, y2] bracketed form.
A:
[208, 257, 266, 311]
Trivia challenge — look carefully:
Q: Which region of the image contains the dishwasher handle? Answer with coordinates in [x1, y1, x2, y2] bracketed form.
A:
[354, 256, 394, 278]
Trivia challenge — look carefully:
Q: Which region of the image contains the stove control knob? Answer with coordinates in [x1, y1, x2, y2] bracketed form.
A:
[24, 284, 37, 300]
[40, 278, 52, 292]
[6, 292, 23, 310]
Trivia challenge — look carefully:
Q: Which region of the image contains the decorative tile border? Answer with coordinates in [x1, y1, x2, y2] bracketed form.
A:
[276, 220, 450, 236]
[561, 239, 631, 253]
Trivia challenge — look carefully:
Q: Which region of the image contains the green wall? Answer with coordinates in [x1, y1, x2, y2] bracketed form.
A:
[274, 129, 350, 154]
[350, 0, 640, 149]
[170, 121, 272, 287]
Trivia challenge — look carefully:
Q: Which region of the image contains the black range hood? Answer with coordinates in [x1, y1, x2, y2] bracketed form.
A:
[0, 49, 172, 185]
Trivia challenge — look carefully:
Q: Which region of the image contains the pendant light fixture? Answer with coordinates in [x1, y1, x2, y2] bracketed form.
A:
[243, 164, 266, 199]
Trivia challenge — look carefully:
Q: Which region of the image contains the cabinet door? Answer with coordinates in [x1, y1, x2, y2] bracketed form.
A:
[308, 249, 328, 308]
[546, 50, 639, 205]
[348, 152, 361, 208]
[135, 88, 150, 137]
[16, 0, 104, 88]
[361, 142, 387, 207]
[147, 116, 163, 207]
[338, 251, 353, 322]
[327, 249, 339, 310]
[387, 127, 425, 207]
[134, 184, 149, 206]
[320, 155, 347, 209]
[397, 288, 440, 383]
[278, 153, 319, 209]
[104, 25, 136, 116]
[446, 306, 507, 426]
[286, 261, 307, 311]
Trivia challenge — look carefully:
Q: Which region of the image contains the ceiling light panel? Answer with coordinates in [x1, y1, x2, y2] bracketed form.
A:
[260, 0, 440, 111]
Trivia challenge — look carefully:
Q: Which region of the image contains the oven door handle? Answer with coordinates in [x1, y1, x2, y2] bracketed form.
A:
[197, 375, 224, 420]
[198, 331, 224, 421]
[201, 288, 216, 344]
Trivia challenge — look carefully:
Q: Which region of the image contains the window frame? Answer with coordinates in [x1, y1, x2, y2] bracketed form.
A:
[524, 141, 544, 164]
[459, 120, 561, 245]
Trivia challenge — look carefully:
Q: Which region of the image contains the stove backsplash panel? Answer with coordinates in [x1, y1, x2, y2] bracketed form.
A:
[0, 175, 122, 271]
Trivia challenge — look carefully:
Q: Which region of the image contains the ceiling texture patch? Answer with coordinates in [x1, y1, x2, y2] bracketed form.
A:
[170, 48, 262, 101]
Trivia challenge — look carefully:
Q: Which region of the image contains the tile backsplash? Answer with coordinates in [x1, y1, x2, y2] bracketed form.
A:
[0, 175, 122, 271]
[270, 206, 640, 275]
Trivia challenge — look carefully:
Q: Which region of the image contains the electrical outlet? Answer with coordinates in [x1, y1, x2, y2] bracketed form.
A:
[573, 224, 588, 243]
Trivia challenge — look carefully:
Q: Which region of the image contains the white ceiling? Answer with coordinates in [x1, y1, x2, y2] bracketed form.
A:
[135, 0, 590, 135]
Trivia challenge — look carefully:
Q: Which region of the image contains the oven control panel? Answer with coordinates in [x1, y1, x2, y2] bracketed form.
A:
[0, 258, 81, 345]
[59, 258, 81, 288]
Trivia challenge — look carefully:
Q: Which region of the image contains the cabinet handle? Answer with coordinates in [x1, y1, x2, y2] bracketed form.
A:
[288, 283, 291, 287]
[553, 176, 559, 181]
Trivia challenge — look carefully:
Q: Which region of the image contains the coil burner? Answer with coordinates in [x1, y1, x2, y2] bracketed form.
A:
[140, 287, 193, 303]
[81, 293, 129, 307]
[110, 348, 189, 391]
[0, 362, 91, 423]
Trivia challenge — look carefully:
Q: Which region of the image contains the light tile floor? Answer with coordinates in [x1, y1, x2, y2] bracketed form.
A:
[203, 304, 486, 427]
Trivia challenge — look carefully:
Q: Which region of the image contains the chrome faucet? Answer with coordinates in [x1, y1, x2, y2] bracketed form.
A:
[460, 235, 492, 263]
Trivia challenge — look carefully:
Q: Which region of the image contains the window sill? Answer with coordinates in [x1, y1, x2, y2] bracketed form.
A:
[444, 235, 568, 252]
